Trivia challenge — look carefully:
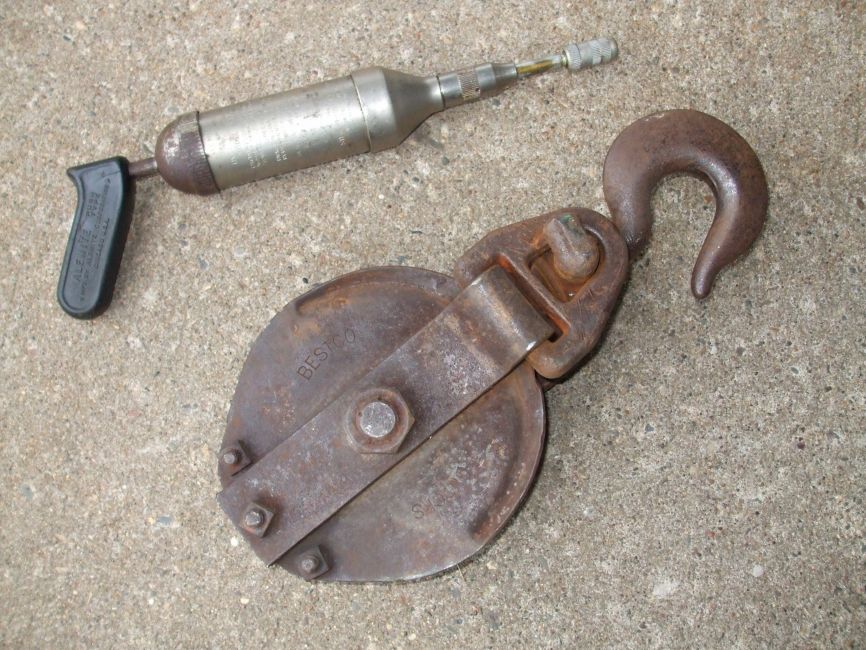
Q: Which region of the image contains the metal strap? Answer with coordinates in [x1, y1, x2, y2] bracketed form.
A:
[217, 266, 553, 565]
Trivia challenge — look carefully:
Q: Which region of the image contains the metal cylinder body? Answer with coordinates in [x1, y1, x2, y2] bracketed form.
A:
[199, 76, 369, 189]
[156, 68, 444, 193]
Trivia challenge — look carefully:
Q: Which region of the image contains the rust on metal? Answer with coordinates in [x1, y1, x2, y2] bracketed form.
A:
[454, 208, 629, 379]
[296, 546, 330, 580]
[542, 215, 600, 284]
[219, 266, 554, 580]
[345, 387, 415, 454]
[217, 266, 553, 566]
[219, 441, 251, 475]
[218, 215, 627, 579]
[216, 110, 768, 581]
[602, 109, 769, 299]
[154, 111, 219, 195]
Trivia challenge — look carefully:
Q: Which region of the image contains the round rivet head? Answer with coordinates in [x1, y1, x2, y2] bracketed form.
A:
[222, 449, 241, 465]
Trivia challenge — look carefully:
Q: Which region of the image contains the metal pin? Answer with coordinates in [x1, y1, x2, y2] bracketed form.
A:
[543, 215, 600, 283]
[299, 554, 320, 574]
[358, 401, 397, 439]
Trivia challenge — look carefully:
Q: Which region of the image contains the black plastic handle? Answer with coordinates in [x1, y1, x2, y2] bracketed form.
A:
[57, 157, 135, 318]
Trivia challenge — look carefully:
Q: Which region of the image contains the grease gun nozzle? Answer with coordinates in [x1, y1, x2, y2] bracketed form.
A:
[438, 37, 620, 109]
[515, 37, 619, 78]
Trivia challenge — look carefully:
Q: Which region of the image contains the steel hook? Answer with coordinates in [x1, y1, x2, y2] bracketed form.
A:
[602, 109, 768, 299]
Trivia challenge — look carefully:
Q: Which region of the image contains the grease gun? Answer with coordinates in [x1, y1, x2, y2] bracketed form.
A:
[58, 38, 618, 319]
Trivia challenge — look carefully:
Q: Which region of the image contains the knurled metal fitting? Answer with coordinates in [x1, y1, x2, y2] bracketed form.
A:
[565, 38, 619, 71]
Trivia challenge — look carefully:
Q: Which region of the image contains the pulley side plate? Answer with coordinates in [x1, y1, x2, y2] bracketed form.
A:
[221, 266, 546, 581]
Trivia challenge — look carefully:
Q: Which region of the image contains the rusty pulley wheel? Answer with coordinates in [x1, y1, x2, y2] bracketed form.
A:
[216, 110, 768, 582]
[220, 267, 547, 581]
[218, 209, 628, 581]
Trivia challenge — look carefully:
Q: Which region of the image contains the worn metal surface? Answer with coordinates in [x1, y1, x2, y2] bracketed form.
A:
[602, 109, 769, 299]
[218, 441, 251, 476]
[278, 362, 545, 581]
[541, 215, 600, 283]
[218, 211, 630, 580]
[454, 208, 629, 379]
[191, 41, 619, 190]
[153, 111, 219, 195]
[216, 110, 770, 582]
[126, 157, 158, 180]
[219, 265, 552, 577]
[198, 75, 372, 189]
[345, 387, 415, 454]
[6, 2, 862, 645]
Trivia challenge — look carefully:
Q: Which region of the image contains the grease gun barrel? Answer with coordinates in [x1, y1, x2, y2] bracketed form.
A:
[152, 37, 618, 193]
[58, 38, 618, 318]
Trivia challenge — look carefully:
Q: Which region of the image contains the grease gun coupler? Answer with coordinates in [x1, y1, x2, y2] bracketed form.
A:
[58, 38, 619, 319]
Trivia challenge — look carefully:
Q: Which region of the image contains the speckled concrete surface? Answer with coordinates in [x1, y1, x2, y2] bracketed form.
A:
[1, 1, 864, 648]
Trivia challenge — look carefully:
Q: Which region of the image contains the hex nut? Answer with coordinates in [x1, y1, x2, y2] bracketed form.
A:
[346, 387, 414, 454]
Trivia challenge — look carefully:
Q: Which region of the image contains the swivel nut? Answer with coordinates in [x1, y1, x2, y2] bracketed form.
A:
[564, 38, 619, 71]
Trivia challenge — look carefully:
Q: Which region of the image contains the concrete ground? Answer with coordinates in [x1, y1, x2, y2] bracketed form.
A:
[1, 1, 864, 648]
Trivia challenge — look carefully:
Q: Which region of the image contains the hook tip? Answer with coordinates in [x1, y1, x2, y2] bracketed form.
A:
[691, 274, 713, 300]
